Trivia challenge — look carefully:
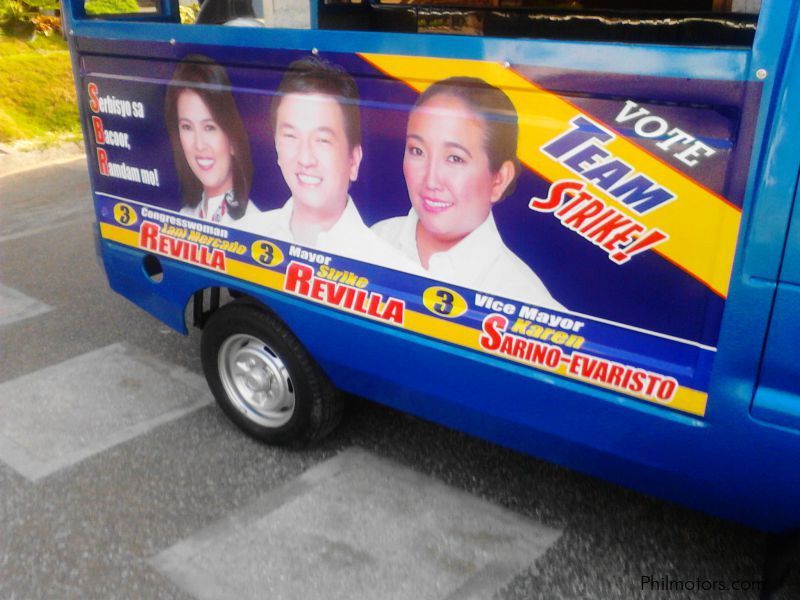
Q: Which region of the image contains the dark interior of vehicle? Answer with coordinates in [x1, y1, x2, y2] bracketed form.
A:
[317, 1, 758, 46]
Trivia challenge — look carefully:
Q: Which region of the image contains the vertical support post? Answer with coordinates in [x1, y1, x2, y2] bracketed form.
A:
[164, 0, 181, 22]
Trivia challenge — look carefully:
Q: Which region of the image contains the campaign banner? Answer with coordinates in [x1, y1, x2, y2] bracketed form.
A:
[83, 45, 759, 418]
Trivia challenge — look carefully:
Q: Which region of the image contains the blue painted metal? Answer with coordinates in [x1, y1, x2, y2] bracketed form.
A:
[739, 0, 800, 282]
[751, 132, 800, 429]
[752, 283, 800, 430]
[62, 0, 800, 532]
[781, 171, 800, 286]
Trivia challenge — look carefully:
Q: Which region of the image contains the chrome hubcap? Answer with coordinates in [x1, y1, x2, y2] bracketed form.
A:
[218, 334, 295, 428]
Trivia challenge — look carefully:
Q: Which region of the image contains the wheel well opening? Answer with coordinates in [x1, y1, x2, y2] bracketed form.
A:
[187, 286, 272, 330]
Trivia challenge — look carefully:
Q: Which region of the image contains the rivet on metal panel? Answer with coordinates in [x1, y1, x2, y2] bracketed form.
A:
[756, 69, 768, 80]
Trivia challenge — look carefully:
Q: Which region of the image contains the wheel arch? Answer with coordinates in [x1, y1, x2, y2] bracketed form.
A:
[185, 284, 280, 331]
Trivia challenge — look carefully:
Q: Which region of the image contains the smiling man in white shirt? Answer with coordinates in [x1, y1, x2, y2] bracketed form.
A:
[258, 57, 414, 271]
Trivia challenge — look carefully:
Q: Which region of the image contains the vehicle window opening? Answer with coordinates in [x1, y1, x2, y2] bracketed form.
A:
[195, 0, 260, 26]
[83, 0, 161, 16]
[318, 0, 761, 46]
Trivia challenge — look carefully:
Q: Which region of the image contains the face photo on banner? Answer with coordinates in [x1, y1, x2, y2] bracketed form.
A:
[372, 77, 565, 311]
[256, 57, 418, 271]
[165, 55, 262, 232]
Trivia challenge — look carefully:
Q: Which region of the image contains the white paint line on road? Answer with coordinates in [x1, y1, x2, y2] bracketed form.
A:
[0, 343, 212, 482]
[0, 283, 53, 327]
[151, 448, 562, 600]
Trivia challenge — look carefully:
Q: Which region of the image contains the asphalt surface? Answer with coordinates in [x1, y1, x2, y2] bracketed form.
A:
[0, 157, 798, 599]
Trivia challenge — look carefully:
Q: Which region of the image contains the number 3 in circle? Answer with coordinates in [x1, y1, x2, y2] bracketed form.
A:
[423, 286, 467, 319]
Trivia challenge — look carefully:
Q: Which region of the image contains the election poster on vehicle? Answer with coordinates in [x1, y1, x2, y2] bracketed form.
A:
[83, 45, 758, 417]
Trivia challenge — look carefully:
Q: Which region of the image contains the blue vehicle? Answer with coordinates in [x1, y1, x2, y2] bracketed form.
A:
[61, 0, 798, 593]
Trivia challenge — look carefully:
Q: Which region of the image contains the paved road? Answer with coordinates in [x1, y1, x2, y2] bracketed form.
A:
[0, 158, 797, 598]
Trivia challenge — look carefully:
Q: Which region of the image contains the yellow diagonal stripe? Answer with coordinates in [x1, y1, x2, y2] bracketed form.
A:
[99, 222, 707, 416]
[360, 53, 741, 298]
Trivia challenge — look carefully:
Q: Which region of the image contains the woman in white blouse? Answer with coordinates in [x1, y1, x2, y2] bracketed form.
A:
[372, 76, 564, 310]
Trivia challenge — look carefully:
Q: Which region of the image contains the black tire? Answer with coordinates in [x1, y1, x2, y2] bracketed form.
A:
[200, 301, 342, 446]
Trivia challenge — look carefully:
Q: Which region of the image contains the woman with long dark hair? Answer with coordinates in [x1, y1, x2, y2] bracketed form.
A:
[165, 55, 261, 230]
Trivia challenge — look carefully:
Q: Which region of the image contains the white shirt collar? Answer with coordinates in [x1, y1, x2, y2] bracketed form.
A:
[279, 196, 364, 245]
[398, 208, 501, 275]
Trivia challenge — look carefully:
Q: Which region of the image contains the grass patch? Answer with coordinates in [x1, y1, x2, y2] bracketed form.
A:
[0, 34, 81, 145]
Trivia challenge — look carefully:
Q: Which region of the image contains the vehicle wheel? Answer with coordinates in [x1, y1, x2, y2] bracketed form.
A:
[200, 301, 342, 446]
